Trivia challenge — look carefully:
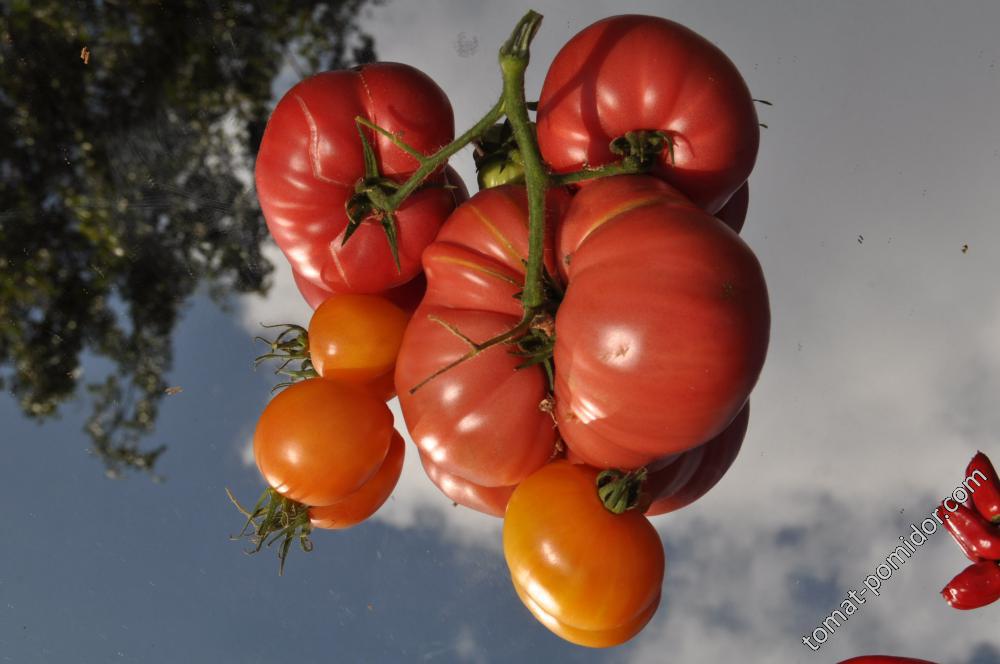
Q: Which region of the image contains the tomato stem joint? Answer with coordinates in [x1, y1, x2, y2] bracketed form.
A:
[597, 468, 650, 514]
[610, 130, 674, 168]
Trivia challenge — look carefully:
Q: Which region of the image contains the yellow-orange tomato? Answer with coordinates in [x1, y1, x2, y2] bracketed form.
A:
[308, 293, 409, 393]
[309, 432, 405, 529]
[503, 461, 665, 648]
[253, 379, 393, 507]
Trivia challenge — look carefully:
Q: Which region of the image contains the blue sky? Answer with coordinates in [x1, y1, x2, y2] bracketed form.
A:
[5, 1, 1000, 662]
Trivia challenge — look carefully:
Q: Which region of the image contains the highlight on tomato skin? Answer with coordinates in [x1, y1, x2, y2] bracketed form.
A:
[394, 186, 569, 491]
[553, 175, 769, 465]
[253, 378, 394, 507]
[503, 461, 664, 648]
[511, 576, 661, 649]
[309, 432, 405, 530]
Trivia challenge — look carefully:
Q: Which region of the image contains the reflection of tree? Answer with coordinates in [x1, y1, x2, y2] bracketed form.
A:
[0, 1, 377, 477]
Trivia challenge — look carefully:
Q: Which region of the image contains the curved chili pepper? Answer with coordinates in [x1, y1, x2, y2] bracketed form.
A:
[837, 656, 939, 664]
[967, 451, 1000, 524]
[938, 502, 1000, 561]
[935, 506, 983, 562]
[941, 560, 1000, 610]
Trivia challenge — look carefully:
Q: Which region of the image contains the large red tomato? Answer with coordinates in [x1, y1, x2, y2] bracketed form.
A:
[645, 403, 748, 515]
[256, 63, 460, 294]
[418, 452, 515, 517]
[554, 175, 769, 468]
[716, 182, 749, 233]
[394, 185, 570, 490]
[536, 15, 759, 214]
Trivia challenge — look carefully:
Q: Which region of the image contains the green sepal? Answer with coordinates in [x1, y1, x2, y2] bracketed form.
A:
[596, 468, 649, 514]
[381, 211, 402, 272]
[609, 130, 674, 167]
[226, 487, 314, 576]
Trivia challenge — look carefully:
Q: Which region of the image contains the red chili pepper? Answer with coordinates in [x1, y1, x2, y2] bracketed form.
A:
[837, 656, 939, 664]
[937, 502, 1000, 561]
[967, 451, 1000, 524]
[941, 560, 1000, 610]
[935, 506, 982, 562]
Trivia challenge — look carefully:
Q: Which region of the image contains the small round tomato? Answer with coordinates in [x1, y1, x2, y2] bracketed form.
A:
[395, 185, 570, 489]
[308, 293, 409, 385]
[503, 461, 664, 648]
[537, 15, 758, 213]
[253, 379, 393, 507]
[418, 452, 515, 517]
[309, 431, 404, 529]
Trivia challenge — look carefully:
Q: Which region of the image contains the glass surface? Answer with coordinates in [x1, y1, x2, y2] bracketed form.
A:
[3, 1, 1000, 662]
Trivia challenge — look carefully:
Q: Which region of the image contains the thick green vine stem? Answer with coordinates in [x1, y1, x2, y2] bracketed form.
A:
[499, 10, 548, 313]
[596, 468, 649, 514]
[253, 323, 317, 391]
[226, 487, 313, 576]
[406, 10, 551, 396]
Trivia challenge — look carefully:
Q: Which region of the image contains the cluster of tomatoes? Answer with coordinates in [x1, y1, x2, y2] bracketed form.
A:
[239, 12, 770, 647]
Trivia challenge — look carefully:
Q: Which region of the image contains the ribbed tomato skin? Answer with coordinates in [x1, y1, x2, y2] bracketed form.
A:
[537, 15, 758, 214]
[554, 175, 769, 467]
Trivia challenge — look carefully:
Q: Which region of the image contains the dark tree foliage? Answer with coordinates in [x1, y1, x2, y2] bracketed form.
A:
[0, 0, 378, 477]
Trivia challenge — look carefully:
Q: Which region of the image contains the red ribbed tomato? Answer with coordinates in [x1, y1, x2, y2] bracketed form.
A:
[397, 176, 767, 493]
[536, 15, 758, 214]
[255, 63, 461, 294]
[554, 175, 769, 468]
[645, 403, 748, 515]
[394, 185, 570, 491]
[418, 452, 515, 517]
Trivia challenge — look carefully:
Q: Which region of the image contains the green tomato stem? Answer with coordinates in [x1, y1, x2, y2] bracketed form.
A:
[499, 10, 548, 312]
[596, 468, 649, 514]
[385, 97, 506, 210]
[553, 160, 650, 186]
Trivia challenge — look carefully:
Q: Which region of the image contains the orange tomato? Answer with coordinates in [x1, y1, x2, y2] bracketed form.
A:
[503, 461, 664, 647]
[253, 379, 393, 506]
[308, 294, 409, 398]
[309, 432, 405, 529]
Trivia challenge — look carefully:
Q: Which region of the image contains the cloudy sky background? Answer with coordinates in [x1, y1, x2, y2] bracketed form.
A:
[4, 1, 1000, 662]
